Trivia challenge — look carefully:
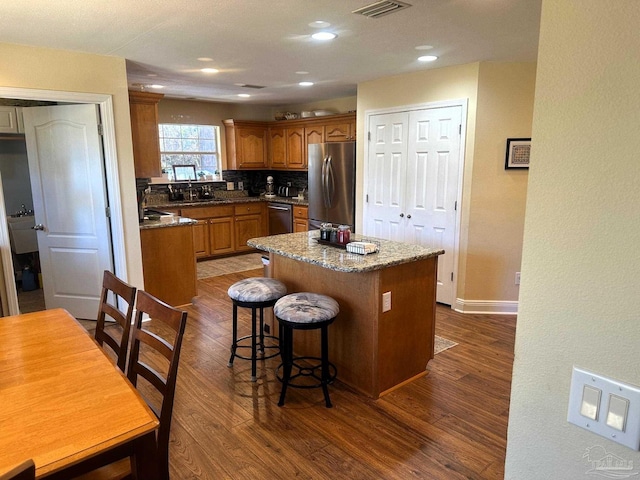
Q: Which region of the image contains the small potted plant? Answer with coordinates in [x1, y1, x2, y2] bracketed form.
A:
[198, 171, 206, 181]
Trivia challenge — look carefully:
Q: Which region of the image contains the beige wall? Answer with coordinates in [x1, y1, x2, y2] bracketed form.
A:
[0, 42, 143, 288]
[357, 61, 536, 307]
[506, 1, 640, 477]
[465, 62, 536, 303]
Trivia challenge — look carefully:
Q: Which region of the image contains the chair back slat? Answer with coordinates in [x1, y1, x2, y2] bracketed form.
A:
[94, 271, 137, 372]
[128, 290, 187, 480]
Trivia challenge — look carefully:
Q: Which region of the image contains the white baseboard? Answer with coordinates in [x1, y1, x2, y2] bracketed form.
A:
[453, 298, 518, 315]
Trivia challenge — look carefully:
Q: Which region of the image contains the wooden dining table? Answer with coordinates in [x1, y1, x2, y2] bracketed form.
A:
[0, 308, 159, 479]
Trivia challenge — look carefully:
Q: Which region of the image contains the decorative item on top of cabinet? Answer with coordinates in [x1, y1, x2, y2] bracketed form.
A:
[129, 90, 164, 178]
[223, 119, 269, 170]
[293, 205, 309, 232]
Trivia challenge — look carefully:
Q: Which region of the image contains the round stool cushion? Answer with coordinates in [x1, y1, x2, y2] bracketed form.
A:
[227, 277, 287, 303]
[274, 292, 339, 324]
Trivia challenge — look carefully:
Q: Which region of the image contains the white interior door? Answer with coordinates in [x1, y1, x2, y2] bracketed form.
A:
[363, 104, 464, 306]
[404, 106, 462, 305]
[22, 104, 113, 319]
[363, 112, 409, 241]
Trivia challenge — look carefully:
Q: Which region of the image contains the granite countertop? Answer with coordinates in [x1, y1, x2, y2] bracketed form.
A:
[139, 216, 198, 230]
[150, 195, 308, 209]
[247, 231, 444, 273]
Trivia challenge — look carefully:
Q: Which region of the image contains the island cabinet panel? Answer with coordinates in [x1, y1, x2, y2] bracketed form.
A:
[269, 254, 437, 398]
[129, 90, 164, 178]
[140, 224, 197, 307]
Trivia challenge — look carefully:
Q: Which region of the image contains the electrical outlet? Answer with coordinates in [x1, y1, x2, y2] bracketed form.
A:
[226, 182, 234, 191]
[238, 181, 244, 191]
[515, 272, 521, 285]
[382, 291, 391, 312]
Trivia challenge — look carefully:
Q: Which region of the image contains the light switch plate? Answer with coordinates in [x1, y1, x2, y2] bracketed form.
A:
[568, 367, 640, 450]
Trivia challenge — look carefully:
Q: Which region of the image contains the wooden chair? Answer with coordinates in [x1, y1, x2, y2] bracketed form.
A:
[70, 290, 188, 480]
[0, 459, 35, 480]
[126, 290, 188, 480]
[95, 271, 137, 372]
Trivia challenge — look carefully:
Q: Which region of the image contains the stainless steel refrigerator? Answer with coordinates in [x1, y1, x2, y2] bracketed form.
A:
[307, 142, 356, 231]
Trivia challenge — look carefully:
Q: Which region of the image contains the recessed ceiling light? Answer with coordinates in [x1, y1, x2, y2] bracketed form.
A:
[201, 68, 219, 74]
[415, 45, 434, 51]
[296, 71, 309, 75]
[299, 81, 314, 87]
[311, 32, 337, 41]
[309, 20, 330, 28]
[149, 84, 164, 89]
[197, 57, 213, 62]
[238, 94, 251, 98]
[418, 55, 438, 62]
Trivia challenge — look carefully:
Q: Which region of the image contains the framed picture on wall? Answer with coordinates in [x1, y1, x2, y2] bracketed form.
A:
[505, 138, 531, 169]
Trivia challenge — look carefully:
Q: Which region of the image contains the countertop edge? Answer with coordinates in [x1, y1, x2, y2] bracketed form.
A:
[139, 216, 197, 230]
[248, 232, 444, 273]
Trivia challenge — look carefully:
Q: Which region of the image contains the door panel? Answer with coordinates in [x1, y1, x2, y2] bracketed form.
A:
[364, 105, 463, 306]
[22, 104, 112, 318]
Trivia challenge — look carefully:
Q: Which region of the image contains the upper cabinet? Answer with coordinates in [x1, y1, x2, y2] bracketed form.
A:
[0, 106, 24, 134]
[225, 113, 355, 171]
[223, 119, 269, 169]
[129, 90, 164, 178]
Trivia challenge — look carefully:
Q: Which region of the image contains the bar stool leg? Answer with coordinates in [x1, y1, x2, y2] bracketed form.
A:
[228, 302, 238, 367]
[258, 307, 265, 354]
[251, 307, 257, 382]
[321, 324, 332, 408]
[278, 326, 293, 406]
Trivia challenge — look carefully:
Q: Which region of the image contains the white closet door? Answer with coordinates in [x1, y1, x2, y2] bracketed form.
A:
[405, 106, 462, 305]
[363, 112, 409, 241]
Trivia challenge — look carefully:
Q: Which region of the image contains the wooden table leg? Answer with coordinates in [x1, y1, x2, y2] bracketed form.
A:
[130, 431, 159, 480]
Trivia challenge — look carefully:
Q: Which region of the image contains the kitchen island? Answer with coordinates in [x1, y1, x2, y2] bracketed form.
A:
[248, 231, 444, 398]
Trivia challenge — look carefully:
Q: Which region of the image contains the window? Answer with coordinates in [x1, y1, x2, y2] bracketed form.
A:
[158, 123, 220, 177]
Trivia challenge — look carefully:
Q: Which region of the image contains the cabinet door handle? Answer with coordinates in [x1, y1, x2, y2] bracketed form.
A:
[399, 213, 404, 218]
[407, 214, 412, 219]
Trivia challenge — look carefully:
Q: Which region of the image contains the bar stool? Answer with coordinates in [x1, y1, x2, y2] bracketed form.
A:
[227, 277, 287, 381]
[274, 292, 339, 408]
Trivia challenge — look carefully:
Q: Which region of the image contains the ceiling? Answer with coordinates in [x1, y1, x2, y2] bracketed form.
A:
[1, 0, 542, 106]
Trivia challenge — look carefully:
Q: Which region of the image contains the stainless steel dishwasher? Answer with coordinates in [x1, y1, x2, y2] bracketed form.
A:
[267, 202, 293, 235]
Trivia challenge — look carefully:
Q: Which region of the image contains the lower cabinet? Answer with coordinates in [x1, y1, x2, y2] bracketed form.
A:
[140, 224, 197, 306]
[181, 202, 266, 259]
[293, 205, 308, 232]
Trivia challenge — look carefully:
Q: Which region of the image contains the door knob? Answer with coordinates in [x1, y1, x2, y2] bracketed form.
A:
[399, 213, 404, 218]
[32, 224, 45, 231]
[407, 214, 412, 219]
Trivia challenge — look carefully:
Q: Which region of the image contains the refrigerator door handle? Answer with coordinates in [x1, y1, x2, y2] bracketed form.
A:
[325, 155, 335, 209]
[321, 155, 330, 209]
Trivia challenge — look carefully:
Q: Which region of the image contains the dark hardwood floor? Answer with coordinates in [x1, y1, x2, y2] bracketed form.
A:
[145, 269, 515, 479]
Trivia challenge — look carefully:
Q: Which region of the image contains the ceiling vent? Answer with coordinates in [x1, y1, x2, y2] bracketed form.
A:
[240, 84, 266, 89]
[352, 0, 412, 18]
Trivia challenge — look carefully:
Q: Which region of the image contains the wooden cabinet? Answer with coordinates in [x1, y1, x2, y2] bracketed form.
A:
[293, 205, 308, 232]
[140, 224, 197, 306]
[234, 203, 267, 252]
[181, 202, 265, 258]
[129, 90, 164, 178]
[223, 120, 269, 169]
[0, 106, 23, 134]
[226, 113, 355, 171]
[325, 119, 356, 142]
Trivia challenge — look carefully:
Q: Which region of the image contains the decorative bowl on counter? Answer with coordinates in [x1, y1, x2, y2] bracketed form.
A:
[284, 112, 298, 120]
